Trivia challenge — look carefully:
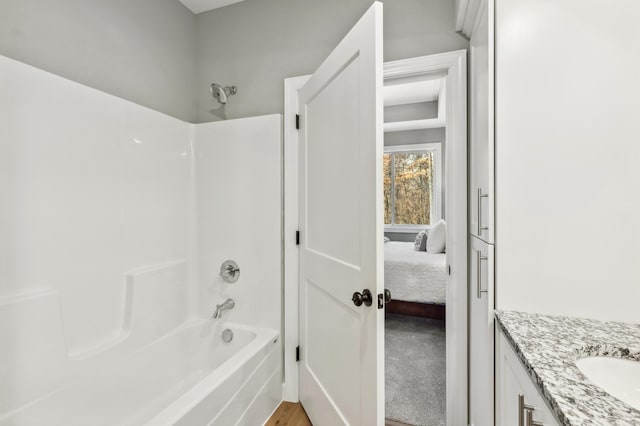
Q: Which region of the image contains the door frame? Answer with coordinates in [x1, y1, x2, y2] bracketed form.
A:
[283, 50, 468, 426]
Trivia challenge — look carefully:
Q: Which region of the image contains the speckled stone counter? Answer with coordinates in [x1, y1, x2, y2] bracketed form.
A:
[495, 310, 640, 426]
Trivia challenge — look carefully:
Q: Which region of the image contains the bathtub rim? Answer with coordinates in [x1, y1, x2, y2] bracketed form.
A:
[144, 320, 280, 425]
[0, 319, 279, 425]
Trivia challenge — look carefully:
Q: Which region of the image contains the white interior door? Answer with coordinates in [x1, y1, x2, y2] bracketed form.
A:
[298, 2, 384, 425]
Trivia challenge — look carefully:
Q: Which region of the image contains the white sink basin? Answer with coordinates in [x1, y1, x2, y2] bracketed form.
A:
[575, 356, 640, 410]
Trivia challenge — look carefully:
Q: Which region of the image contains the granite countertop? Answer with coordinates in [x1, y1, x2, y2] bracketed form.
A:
[495, 310, 640, 426]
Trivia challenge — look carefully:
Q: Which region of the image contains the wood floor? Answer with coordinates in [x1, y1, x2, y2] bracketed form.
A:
[265, 402, 311, 426]
[265, 402, 414, 426]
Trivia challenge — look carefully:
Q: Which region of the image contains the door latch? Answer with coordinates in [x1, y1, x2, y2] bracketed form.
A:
[377, 289, 392, 309]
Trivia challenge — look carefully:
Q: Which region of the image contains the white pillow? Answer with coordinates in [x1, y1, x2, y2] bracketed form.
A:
[426, 220, 446, 254]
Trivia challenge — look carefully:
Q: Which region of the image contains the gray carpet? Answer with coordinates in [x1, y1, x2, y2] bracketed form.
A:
[385, 314, 446, 426]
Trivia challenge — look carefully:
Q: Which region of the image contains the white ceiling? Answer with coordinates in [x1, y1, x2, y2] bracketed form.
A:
[384, 77, 444, 107]
[178, 0, 245, 14]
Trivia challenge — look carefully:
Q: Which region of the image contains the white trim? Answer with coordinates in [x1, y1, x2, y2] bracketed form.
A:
[384, 50, 467, 80]
[471, 0, 488, 38]
[454, 0, 470, 32]
[438, 78, 447, 121]
[384, 143, 440, 152]
[283, 51, 467, 426]
[384, 118, 445, 132]
[383, 77, 448, 133]
[282, 75, 310, 402]
[455, 0, 487, 38]
[383, 143, 443, 227]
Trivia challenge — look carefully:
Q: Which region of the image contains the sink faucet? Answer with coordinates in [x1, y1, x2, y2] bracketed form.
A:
[212, 298, 235, 319]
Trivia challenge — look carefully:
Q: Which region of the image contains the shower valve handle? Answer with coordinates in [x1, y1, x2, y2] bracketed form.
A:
[220, 260, 240, 283]
[224, 264, 239, 274]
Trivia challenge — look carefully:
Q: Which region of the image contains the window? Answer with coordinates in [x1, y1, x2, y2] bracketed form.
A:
[384, 144, 442, 230]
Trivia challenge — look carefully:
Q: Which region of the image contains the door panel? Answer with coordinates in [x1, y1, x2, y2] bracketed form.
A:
[298, 2, 384, 425]
[469, 235, 495, 426]
[469, 1, 494, 244]
[306, 58, 361, 267]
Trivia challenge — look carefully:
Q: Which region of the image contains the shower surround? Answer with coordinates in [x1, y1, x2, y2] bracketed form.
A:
[0, 55, 282, 425]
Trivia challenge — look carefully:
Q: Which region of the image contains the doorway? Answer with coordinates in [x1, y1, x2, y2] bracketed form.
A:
[283, 50, 467, 425]
[383, 72, 448, 426]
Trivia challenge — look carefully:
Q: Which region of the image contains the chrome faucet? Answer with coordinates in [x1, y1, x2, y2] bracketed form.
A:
[212, 298, 235, 319]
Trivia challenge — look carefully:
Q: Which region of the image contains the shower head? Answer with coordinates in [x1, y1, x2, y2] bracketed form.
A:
[210, 83, 237, 105]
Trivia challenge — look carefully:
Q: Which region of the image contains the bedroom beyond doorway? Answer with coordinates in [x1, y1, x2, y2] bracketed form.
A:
[382, 70, 449, 426]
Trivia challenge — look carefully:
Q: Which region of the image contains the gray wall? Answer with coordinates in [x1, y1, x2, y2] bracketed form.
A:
[0, 0, 467, 123]
[385, 101, 438, 122]
[384, 128, 446, 146]
[195, 0, 468, 122]
[0, 0, 198, 122]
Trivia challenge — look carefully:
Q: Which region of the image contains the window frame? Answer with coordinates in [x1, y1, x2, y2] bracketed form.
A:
[384, 142, 443, 233]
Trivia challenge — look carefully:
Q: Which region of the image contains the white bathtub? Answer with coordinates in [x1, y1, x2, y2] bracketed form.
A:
[0, 320, 282, 426]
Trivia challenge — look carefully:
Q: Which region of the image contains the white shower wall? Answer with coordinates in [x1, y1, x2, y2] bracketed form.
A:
[195, 116, 282, 331]
[0, 55, 195, 355]
[0, 54, 283, 419]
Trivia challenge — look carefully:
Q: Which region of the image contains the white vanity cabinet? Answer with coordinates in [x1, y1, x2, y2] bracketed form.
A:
[468, 0, 494, 244]
[496, 329, 560, 426]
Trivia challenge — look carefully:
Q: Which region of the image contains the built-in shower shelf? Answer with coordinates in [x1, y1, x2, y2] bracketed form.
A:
[383, 118, 445, 132]
[69, 259, 190, 360]
[1, 260, 189, 362]
[0, 260, 191, 417]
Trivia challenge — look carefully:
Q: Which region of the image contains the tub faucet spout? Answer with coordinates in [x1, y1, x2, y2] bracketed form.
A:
[212, 298, 235, 319]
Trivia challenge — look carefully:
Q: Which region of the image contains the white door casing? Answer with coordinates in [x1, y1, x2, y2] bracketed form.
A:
[297, 2, 384, 425]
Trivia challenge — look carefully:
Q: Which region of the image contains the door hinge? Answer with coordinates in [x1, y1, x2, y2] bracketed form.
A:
[296, 230, 300, 245]
[296, 345, 300, 362]
[295, 114, 300, 130]
[448, 264, 451, 275]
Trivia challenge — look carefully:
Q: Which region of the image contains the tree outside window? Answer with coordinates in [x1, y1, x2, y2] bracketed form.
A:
[384, 144, 442, 228]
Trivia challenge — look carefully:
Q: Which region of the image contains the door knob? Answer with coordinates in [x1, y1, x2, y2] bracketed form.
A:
[384, 289, 392, 303]
[352, 289, 373, 307]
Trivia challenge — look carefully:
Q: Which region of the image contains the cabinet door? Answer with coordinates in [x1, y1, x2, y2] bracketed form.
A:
[496, 330, 561, 426]
[469, 236, 495, 426]
[469, 0, 495, 244]
[496, 330, 527, 426]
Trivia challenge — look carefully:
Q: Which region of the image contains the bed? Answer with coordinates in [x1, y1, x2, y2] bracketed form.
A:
[384, 241, 447, 319]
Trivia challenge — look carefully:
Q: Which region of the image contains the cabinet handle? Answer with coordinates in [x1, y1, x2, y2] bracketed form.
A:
[476, 250, 488, 299]
[477, 187, 489, 235]
[519, 394, 543, 426]
[527, 410, 544, 426]
[518, 395, 533, 426]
